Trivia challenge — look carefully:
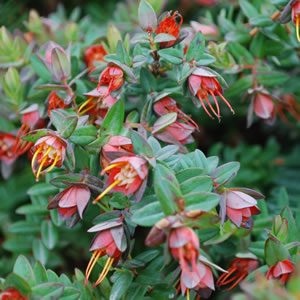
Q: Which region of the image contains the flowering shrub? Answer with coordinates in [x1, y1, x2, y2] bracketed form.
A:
[0, 0, 299, 299]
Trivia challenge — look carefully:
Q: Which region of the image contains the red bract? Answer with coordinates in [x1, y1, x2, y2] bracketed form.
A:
[217, 258, 259, 290]
[0, 288, 27, 300]
[48, 91, 68, 116]
[48, 185, 91, 221]
[154, 97, 199, 129]
[21, 104, 45, 129]
[101, 136, 133, 169]
[0, 133, 18, 165]
[189, 69, 234, 120]
[85, 228, 123, 287]
[78, 87, 118, 120]
[292, 1, 300, 42]
[156, 11, 183, 48]
[224, 190, 261, 228]
[84, 44, 107, 73]
[97, 66, 124, 95]
[31, 135, 66, 182]
[254, 93, 275, 121]
[94, 155, 148, 203]
[266, 259, 294, 284]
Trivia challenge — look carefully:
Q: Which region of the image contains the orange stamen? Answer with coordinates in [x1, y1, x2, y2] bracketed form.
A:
[78, 97, 94, 114]
[93, 256, 114, 287]
[187, 288, 190, 300]
[79, 103, 97, 116]
[198, 94, 214, 119]
[42, 154, 59, 174]
[93, 180, 121, 204]
[296, 17, 300, 42]
[85, 250, 102, 286]
[100, 162, 126, 175]
[36, 147, 52, 182]
[225, 273, 247, 291]
[216, 90, 235, 114]
[204, 95, 220, 120]
[31, 147, 42, 175]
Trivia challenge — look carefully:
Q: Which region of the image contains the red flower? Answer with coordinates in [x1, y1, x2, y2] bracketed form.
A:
[31, 135, 66, 182]
[85, 228, 123, 287]
[266, 259, 294, 284]
[154, 97, 199, 129]
[254, 93, 275, 121]
[48, 91, 68, 116]
[94, 155, 148, 203]
[217, 258, 259, 290]
[224, 190, 261, 228]
[100, 136, 133, 169]
[78, 87, 118, 120]
[169, 227, 214, 299]
[189, 69, 234, 120]
[48, 185, 91, 225]
[191, 21, 219, 37]
[156, 11, 183, 48]
[97, 66, 124, 96]
[292, 1, 300, 42]
[196, 0, 217, 6]
[84, 44, 108, 73]
[21, 104, 46, 130]
[0, 288, 27, 300]
[155, 121, 195, 145]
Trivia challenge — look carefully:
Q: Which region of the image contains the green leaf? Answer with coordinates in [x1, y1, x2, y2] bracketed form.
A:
[176, 168, 206, 183]
[13, 255, 35, 285]
[228, 42, 255, 65]
[23, 129, 48, 143]
[158, 48, 183, 64]
[9, 221, 40, 234]
[212, 162, 240, 185]
[140, 67, 157, 92]
[116, 40, 131, 66]
[180, 176, 213, 195]
[60, 287, 81, 300]
[256, 72, 289, 86]
[69, 125, 98, 146]
[32, 283, 64, 299]
[239, 0, 259, 18]
[131, 201, 165, 226]
[152, 113, 177, 134]
[126, 283, 148, 300]
[186, 32, 205, 62]
[184, 192, 220, 211]
[265, 237, 290, 266]
[4, 273, 31, 296]
[224, 76, 253, 98]
[30, 54, 52, 81]
[250, 16, 273, 27]
[100, 100, 124, 137]
[32, 239, 49, 265]
[41, 220, 59, 250]
[138, 0, 157, 31]
[50, 109, 78, 138]
[225, 31, 251, 44]
[2, 67, 23, 104]
[154, 33, 176, 43]
[130, 130, 154, 157]
[110, 272, 134, 300]
[16, 204, 48, 216]
[33, 261, 48, 284]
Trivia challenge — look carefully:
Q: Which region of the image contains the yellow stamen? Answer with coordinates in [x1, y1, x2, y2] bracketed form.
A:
[187, 288, 190, 300]
[93, 180, 121, 204]
[85, 250, 102, 285]
[93, 257, 114, 287]
[296, 17, 300, 43]
[78, 97, 94, 114]
[79, 103, 97, 116]
[31, 147, 42, 175]
[43, 154, 59, 174]
[36, 147, 52, 182]
[101, 162, 125, 175]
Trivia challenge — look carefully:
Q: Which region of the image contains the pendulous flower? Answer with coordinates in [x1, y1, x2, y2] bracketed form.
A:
[97, 66, 124, 96]
[217, 257, 259, 290]
[48, 91, 68, 116]
[31, 135, 66, 182]
[100, 136, 133, 169]
[78, 87, 118, 119]
[220, 189, 261, 229]
[94, 155, 148, 203]
[48, 185, 91, 227]
[266, 259, 294, 284]
[84, 44, 108, 73]
[292, 0, 300, 42]
[189, 68, 234, 120]
[85, 227, 123, 287]
[21, 104, 46, 129]
[254, 93, 275, 121]
[156, 11, 183, 48]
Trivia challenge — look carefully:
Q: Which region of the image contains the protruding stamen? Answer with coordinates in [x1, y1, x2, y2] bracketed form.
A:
[100, 162, 125, 175]
[209, 90, 221, 120]
[204, 95, 220, 120]
[93, 256, 114, 287]
[296, 17, 300, 42]
[93, 180, 121, 204]
[197, 94, 214, 119]
[225, 273, 247, 291]
[85, 250, 102, 286]
[36, 147, 52, 182]
[177, 108, 199, 130]
[216, 90, 235, 114]
[78, 97, 94, 115]
[31, 147, 42, 175]
[79, 103, 97, 116]
[216, 267, 237, 286]
[43, 154, 59, 174]
[187, 288, 190, 300]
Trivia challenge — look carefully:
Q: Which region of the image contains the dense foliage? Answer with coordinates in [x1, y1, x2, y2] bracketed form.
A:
[0, 0, 300, 299]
